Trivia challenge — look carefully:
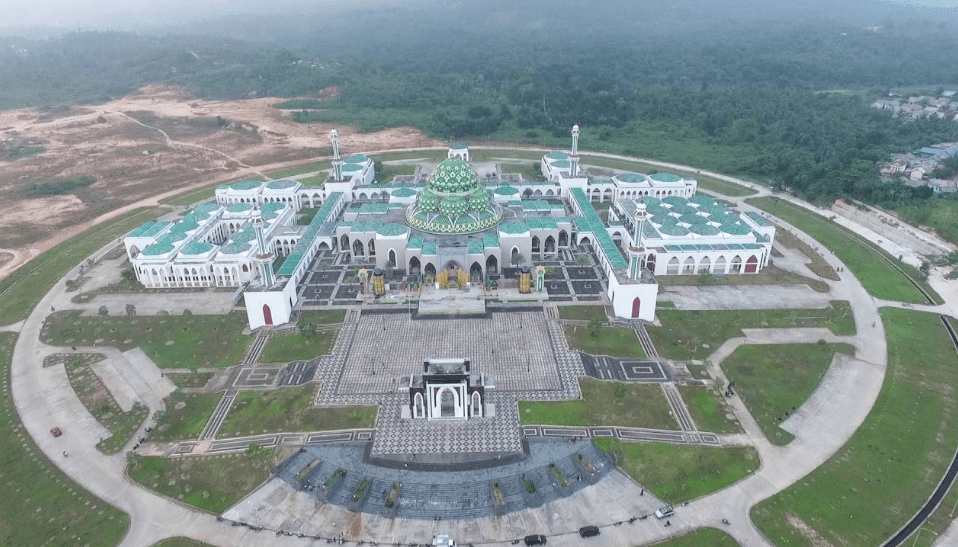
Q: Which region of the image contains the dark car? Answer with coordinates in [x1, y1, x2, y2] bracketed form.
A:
[524, 534, 546, 545]
[579, 525, 600, 538]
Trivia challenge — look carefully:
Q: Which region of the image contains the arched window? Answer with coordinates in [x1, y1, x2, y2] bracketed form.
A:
[745, 255, 759, 273]
[485, 254, 498, 274]
[353, 239, 364, 257]
[409, 256, 421, 275]
[667, 257, 680, 274]
[699, 256, 711, 273]
[714, 256, 727, 274]
[683, 256, 696, 274]
[730, 255, 743, 273]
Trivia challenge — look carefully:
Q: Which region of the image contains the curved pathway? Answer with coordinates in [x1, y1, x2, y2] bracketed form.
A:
[5, 148, 915, 546]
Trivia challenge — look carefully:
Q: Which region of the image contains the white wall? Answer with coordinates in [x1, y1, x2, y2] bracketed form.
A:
[607, 275, 658, 322]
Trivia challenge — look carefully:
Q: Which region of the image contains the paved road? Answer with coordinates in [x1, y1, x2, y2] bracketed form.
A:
[5, 149, 909, 547]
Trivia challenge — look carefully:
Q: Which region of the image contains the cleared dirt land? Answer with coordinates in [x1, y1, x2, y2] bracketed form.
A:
[0, 84, 439, 278]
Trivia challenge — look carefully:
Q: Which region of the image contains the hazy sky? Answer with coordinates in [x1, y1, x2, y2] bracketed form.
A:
[0, 0, 954, 31]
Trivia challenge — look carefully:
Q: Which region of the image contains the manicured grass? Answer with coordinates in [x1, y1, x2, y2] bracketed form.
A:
[150, 392, 222, 442]
[596, 438, 759, 504]
[41, 310, 252, 369]
[649, 301, 856, 361]
[166, 373, 214, 388]
[693, 173, 759, 197]
[64, 356, 149, 453]
[563, 325, 645, 358]
[216, 383, 377, 437]
[299, 309, 347, 325]
[676, 385, 742, 434]
[258, 329, 339, 363]
[653, 528, 740, 547]
[0, 206, 166, 324]
[748, 197, 940, 304]
[127, 450, 273, 514]
[752, 308, 958, 546]
[519, 378, 678, 430]
[150, 538, 216, 547]
[376, 163, 416, 183]
[723, 343, 855, 445]
[264, 161, 331, 179]
[299, 172, 329, 186]
[557, 304, 607, 322]
[0, 333, 130, 546]
[369, 150, 448, 163]
[774, 226, 839, 280]
[657, 265, 830, 292]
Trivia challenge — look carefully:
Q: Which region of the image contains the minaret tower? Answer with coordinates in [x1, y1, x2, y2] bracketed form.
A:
[628, 202, 648, 281]
[331, 129, 343, 181]
[570, 124, 580, 177]
[251, 208, 275, 287]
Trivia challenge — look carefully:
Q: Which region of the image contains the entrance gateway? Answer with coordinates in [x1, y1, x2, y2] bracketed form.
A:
[400, 358, 495, 420]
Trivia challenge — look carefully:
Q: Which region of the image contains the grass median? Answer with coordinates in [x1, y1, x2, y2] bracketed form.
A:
[563, 325, 645, 358]
[0, 332, 130, 546]
[596, 438, 759, 505]
[723, 342, 856, 445]
[519, 377, 677, 430]
[649, 301, 855, 361]
[217, 384, 376, 437]
[751, 308, 958, 546]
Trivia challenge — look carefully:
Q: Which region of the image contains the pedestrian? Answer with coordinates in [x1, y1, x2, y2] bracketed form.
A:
[640, 488, 644, 496]
[62, 451, 68, 457]
[71, 346, 76, 351]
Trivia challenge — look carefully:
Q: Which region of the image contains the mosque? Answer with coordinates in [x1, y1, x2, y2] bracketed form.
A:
[123, 126, 774, 329]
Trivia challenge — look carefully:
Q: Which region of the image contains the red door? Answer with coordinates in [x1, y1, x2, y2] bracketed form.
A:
[631, 297, 641, 318]
[263, 304, 273, 325]
[745, 256, 758, 274]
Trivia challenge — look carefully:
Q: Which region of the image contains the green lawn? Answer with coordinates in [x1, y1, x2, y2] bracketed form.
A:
[216, 383, 377, 437]
[166, 373, 215, 388]
[0, 333, 130, 546]
[258, 329, 339, 363]
[752, 308, 958, 546]
[748, 197, 940, 304]
[150, 392, 222, 442]
[0, 206, 167, 325]
[649, 302, 856, 360]
[563, 325, 645, 358]
[657, 265, 829, 292]
[774, 227, 839, 280]
[41, 311, 251, 369]
[150, 538, 216, 547]
[596, 438, 758, 504]
[376, 163, 416, 183]
[64, 356, 149, 453]
[653, 528, 740, 547]
[299, 309, 347, 324]
[519, 378, 678, 430]
[265, 161, 331, 179]
[299, 172, 329, 186]
[676, 385, 743, 434]
[723, 343, 855, 445]
[127, 450, 273, 514]
[557, 305, 607, 322]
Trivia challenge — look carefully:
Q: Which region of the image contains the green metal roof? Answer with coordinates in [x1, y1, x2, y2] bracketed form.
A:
[494, 185, 519, 195]
[140, 235, 178, 256]
[358, 203, 390, 214]
[616, 173, 647, 183]
[657, 223, 691, 236]
[670, 203, 697, 215]
[261, 202, 286, 219]
[721, 223, 753, 235]
[746, 212, 773, 227]
[180, 242, 214, 255]
[218, 242, 251, 255]
[551, 160, 571, 168]
[344, 154, 369, 164]
[230, 179, 263, 191]
[689, 224, 721, 236]
[650, 172, 683, 183]
[483, 234, 499, 248]
[343, 164, 364, 172]
[128, 221, 171, 238]
[191, 202, 220, 216]
[678, 213, 708, 225]
[527, 217, 558, 230]
[662, 196, 688, 206]
[392, 187, 417, 198]
[407, 236, 424, 249]
[499, 221, 529, 235]
[377, 223, 408, 236]
[422, 242, 437, 255]
[266, 178, 298, 189]
[276, 193, 343, 277]
[689, 194, 715, 206]
[450, 144, 468, 150]
[467, 240, 484, 254]
[643, 197, 662, 207]
[546, 151, 569, 160]
[226, 203, 252, 213]
[570, 188, 628, 269]
[426, 158, 480, 194]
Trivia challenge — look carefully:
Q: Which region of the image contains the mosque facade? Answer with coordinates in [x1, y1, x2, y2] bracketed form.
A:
[123, 126, 774, 329]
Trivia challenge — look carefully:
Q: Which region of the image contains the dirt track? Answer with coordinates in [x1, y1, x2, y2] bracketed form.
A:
[0, 85, 441, 280]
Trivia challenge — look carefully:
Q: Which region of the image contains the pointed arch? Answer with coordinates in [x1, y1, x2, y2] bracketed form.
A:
[730, 255, 743, 273]
[531, 236, 541, 253]
[667, 256, 680, 274]
[683, 256, 696, 274]
[714, 256, 727, 274]
[409, 256, 421, 275]
[485, 254, 498, 274]
[352, 239, 364, 256]
[699, 256, 711, 273]
[544, 235, 556, 254]
[558, 230, 569, 248]
[745, 255, 758, 273]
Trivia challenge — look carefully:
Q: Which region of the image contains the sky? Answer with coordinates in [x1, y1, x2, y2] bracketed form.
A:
[0, 0, 954, 31]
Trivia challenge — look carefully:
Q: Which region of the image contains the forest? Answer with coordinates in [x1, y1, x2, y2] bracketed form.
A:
[1, 0, 958, 215]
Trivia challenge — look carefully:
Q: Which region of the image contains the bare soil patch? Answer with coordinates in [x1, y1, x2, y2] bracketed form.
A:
[0, 84, 440, 279]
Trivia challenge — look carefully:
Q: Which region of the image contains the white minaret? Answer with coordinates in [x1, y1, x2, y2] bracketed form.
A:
[570, 124, 580, 177]
[251, 208, 275, 287]
[331, 129, 343, 181]
[628, 202, 648, 280]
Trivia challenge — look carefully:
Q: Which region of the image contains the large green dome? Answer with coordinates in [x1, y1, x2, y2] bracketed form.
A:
[405, 159, 503, 234]
[427, 158, 480, 194]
